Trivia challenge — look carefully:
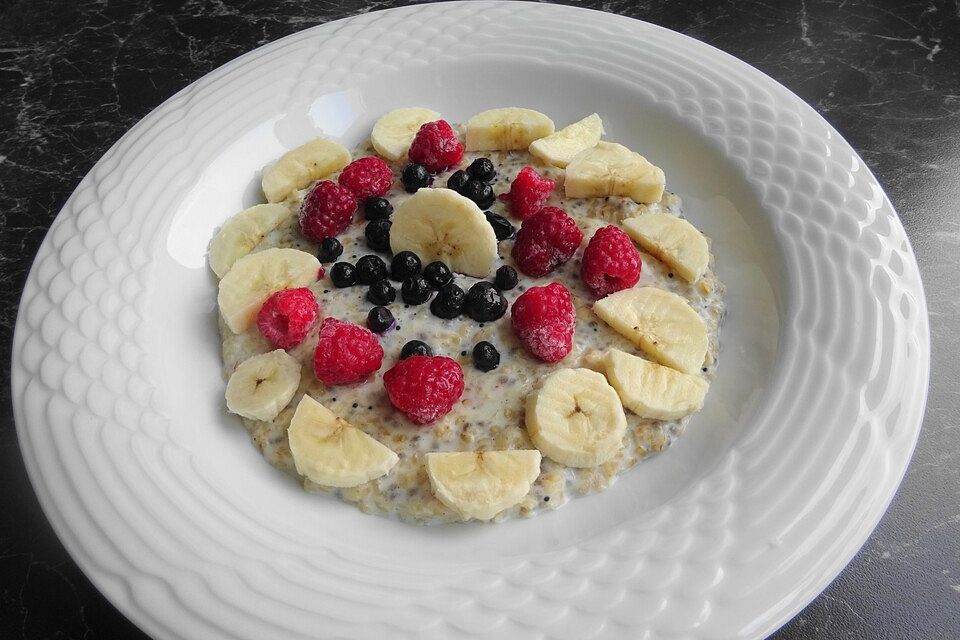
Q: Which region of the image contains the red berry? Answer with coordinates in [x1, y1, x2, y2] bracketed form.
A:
[408, 120, 463, 173]
[317, 266, 326, 280]
[338, 156, 394, 201]
[511, 206, 584, 277]
[256, 288, 320, 350]
[510, 283, 576, 363]
[383, 355, 464, 425]
[313, 318, 383, 385]
[580, 226, 642, 297]
[500, 166, 555, 218]
[299, 180, 357, 241]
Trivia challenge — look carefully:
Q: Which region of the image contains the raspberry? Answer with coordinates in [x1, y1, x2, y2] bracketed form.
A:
[383, 355, 464, 425]
[510, 283, 576, 363]
[500, 166, 555, 218]
[256, 288, 320, 350]
[580, 225, 642, 297]
[408, 120, 464, 173]
[511, 206, 583, 277]
[313, 318, 383, 385]
[299, 180, 357, 241]
[338, 156, 394, 201]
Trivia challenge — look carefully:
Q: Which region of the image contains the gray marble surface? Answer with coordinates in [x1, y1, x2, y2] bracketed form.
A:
[1, 0, 957, 638]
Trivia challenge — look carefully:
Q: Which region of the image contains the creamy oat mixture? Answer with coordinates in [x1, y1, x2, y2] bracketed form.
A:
[219, 140, 724, 524]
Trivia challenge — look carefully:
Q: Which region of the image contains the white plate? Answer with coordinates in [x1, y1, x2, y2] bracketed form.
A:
[11, 2, 929, 638]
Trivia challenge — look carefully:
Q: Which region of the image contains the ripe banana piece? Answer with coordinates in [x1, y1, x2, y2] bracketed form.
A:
[564, 141, 665, 204]
[217, 247, 320, 334]
[592, 287, 708, 375]
[426, 450, 541, 520]
[526, 368, 627, 467]
[528, 113, 604, 168]
[465, 107, 555, 151]
[370, 107, 441, 161]
[287, 395, 398, 488]
[389, 188, 498, 277]
[208, 204, 290, 279]
[600, 348, 708, 420]
[622, 213, 709, 283]
[225, 349, 301, 422]
[261, 138, 351, 203]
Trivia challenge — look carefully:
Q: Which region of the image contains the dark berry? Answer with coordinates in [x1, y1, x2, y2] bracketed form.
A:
[472, 341, 500, 371]
[401, 163, 431, 192]
[423, 261, 453, 289]
[446, 170, 471, 193]
[390, 251, 422, 281]
[494, 265, 519, 290]
[467, 157, 496, 183]
[367, 306, 395, 333]
[365, 219, 392, 252]
[465, 281, 507, 322]
[430, 282, 465, 319]
[367, 279, 396, 305]
[355, 255, 388, 285]
[484, 211, 516, 241]
[400, 340, 433, 359]
[401, 275, 432, 305]
[330, 261, 358, 287]
[462, 179, 496, 209]
[364, 196, 393, 220]
[317, 237, 344, 262]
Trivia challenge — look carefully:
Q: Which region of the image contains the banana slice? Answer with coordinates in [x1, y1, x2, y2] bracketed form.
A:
[261, 138, 351, 203]
[525, 368, 627, 467]
[217, 247, 320, 334]
[370, 107, 441, 161]
[600, 348, 708, 420]
[528, 113, 604, 168]
[465, 107, 555, 151]
[389, 188, 498, 277]
[208, 204, 290, 278]
[622, 213, 709, 283]
[565, 142, 665, 204]
[225, 349, 301, 421]
[426, 450, 541, 520]
[593, 287, 708, 375]
[287, 395, 398, 488]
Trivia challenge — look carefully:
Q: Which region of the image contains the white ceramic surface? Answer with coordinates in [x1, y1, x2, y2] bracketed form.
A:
[11, 2, 929, 639]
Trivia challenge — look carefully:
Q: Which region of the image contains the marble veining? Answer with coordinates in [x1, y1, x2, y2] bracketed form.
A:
[0, 1, 957, 638]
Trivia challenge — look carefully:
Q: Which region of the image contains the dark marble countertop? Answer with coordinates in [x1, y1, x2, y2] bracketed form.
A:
[1, 0, 957, 638]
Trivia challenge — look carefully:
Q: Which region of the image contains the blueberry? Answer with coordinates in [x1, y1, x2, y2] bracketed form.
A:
[367, 279, 396, 305]
[484, 211, 515, 241]
[330, 262, 357, 287]
[401, 275, 433, 305]
[355, 255, 388, 285]
[422, 261, 453, 289]
[364, 196, 393, 220]
[390, 251, 422, 281]
[465, 282, 507, 322]
[430, 282, 465, 319]
[461, 179, 496, 209]
[365, 219, 392, 252]
[472, 341, 500, 371]
[401, 163, 431, 192]
[467, 157, 496, 183]
[494, 265, 519, 290]
[400, 340, 433, 359]
[446, 169, 470, 193]
[317, 237, 343, 263]
[367, 306, 395, 333]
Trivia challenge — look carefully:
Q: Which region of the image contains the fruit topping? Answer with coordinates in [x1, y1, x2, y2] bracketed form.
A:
[363, 196, 394, 220]
[390, 251, 422, 281]
[313, 318, 383, 385]
[355, 255, 388, 285]
[365, 219, 393, 252]
[423, 261, 453, 289]
[511, 206, 583, 277]
[367, 279, 397, 305]
[262, 138, 351, 203]
[330, 261, 358, 287]
[467, 157, 497, 183]
[366, 306, 396, 334]
[494, 265, 518, 290]
[461, 179, 496, 209]
[338, 156, 394, 201]
[256, 287, 320, 350]
[298, 180, 357, 242]
[472, 341, 501, 372]
[484, 211, 516, 241]
[383, 355, 464, 424]
[317, 237, 344, 263]
[500, 166, 555, 218]
[371, 107, 441, 161]
[446, 169, 471, 193]
[400, 340, 433, 359]
[400, 162, 432, 192]
[408, 120, 464, 173]
[401, 275, 433, 305]
[580, 225, 642, 298]
[465, 282, 507, 322]
[430, 282, 466, 319]
[511, 282, 576, 363]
